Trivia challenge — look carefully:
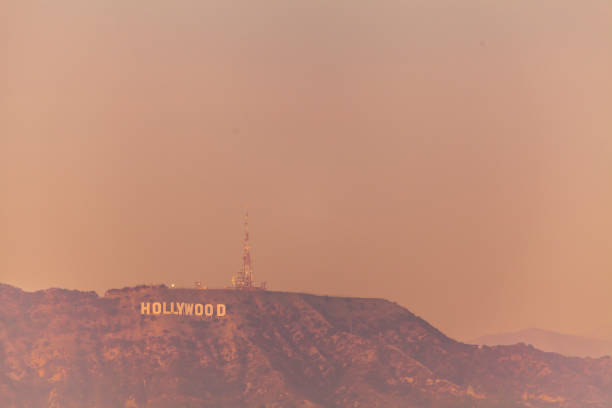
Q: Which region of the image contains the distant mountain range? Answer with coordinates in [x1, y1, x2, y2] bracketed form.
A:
[2, 283, 612, 407]
[470, 328, 612, 358]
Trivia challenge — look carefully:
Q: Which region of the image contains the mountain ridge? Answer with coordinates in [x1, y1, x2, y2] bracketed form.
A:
[471, 328, 612, 358]
[2, 283, 612, 407]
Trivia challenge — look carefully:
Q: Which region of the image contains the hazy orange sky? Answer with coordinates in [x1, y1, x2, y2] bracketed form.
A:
[2, 0, 611, 341]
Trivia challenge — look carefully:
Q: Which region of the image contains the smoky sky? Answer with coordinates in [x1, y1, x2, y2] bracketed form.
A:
[1, 0, 611, 341]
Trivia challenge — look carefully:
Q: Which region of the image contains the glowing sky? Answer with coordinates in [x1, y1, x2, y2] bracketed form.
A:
[2, 0, 611, 340]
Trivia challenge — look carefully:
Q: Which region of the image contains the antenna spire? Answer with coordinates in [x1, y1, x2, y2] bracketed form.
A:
[232, 205, 266, 289]
[242, 205, 253, 287]
[232, 205, 264, 289]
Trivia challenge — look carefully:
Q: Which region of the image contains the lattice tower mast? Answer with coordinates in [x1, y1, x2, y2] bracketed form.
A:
[232, 206, 254, 288]
[242, 206, 254, 287]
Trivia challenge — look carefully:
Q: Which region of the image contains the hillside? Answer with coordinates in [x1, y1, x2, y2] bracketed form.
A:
[471, 328, 612, 358]
[1, 283, 612, 407]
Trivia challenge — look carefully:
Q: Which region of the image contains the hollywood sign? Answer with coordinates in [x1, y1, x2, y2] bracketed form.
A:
[140, 302, 226, 317]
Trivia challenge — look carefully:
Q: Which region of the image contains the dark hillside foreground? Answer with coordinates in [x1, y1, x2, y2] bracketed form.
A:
[1, 283, 612, 407]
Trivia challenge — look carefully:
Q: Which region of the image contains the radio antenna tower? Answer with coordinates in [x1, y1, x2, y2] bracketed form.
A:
[232, 205, 254, 288]
[231, 206, 266, 290]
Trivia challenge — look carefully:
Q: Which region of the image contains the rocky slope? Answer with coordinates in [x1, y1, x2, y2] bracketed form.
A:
[1, 283, 612, 407]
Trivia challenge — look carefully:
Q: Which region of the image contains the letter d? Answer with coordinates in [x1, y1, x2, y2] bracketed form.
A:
[217, 304, 226, 317]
